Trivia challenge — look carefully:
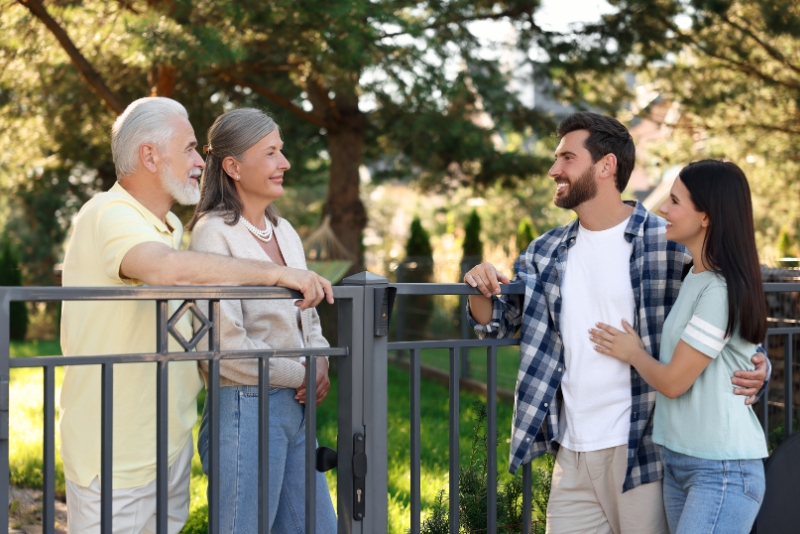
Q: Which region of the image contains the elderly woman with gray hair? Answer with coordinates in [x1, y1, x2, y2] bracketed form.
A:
[188, 108, 336, 532]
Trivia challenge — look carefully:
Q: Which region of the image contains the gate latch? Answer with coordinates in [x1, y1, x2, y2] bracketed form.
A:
[353, 433, 368, 520]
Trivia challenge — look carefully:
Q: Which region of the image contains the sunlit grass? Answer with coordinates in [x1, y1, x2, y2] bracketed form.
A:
[9, 342, 533, 533]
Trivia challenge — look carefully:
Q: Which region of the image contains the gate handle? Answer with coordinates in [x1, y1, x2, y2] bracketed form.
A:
[316, 446, 338, 472]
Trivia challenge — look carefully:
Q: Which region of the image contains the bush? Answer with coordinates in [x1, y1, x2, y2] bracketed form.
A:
[462, 210, 483, 261]
[516, 217, 538, 254]
[398, 218, 435, 338]
[777, 227, 797, 267]
[418, 401, 551, 533]
[0, 238, 28, 341]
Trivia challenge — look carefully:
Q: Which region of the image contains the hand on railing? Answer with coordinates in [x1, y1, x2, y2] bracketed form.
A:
[463, 262, 511, 298]
[276, 267, 334, 309]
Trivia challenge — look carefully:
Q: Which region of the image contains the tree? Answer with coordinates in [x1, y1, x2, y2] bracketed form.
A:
[3, 0, 556, 278]
[0, 238, 28, 341]
[550, 0, 800, 256]
[516, 216, 537, 253]
[462, 209, 483, 262]
[399, 217, 434, 338]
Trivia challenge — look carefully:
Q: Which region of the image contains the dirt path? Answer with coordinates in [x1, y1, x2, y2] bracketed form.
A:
[8, 485, 67, 534]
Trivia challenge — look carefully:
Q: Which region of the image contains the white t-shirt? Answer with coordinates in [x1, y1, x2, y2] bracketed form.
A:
[557, 217, 634, 452]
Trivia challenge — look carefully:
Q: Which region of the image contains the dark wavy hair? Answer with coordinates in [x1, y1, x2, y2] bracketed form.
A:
[556, 112, 635, 192]
[679, 159, 766, 344]
[187, 108, 281, 230]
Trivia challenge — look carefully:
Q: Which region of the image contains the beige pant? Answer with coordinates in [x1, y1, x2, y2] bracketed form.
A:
[546, 444, 668, 534]
[65, 437, 193, 534]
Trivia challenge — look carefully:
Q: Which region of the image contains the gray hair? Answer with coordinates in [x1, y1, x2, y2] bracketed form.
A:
[111, 97, 189, 179]
[187, 108, 281, 230]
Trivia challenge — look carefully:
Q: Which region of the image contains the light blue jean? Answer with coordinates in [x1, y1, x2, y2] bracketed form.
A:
[198, 386, 337, 533]
[659, 446, 765, 534]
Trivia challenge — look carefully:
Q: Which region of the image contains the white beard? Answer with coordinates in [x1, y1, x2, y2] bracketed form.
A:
[161, 164, 201, 206]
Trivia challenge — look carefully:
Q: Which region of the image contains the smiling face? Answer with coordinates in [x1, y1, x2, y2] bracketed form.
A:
[659, 176, 708, 248]
[549, 130, 599, 209]
[159, 116, 204, 205]
[232, 129, 290, 206]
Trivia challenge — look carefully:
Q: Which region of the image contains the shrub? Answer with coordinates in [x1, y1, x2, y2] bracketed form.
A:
[0, 237, 28, 341]
[462, 210, 483, 262]
[516, 217, 538, 254]
[398, 218, 434, 338]
[777, 227, 797, 267]
[418, 401, 551, 533]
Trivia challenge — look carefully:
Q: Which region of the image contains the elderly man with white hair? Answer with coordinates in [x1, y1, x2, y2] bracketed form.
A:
[59, 97, 333, 533]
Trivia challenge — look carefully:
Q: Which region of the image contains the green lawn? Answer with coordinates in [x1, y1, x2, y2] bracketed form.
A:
[9, 341, 542, 533]
[406, 346, 521, 393]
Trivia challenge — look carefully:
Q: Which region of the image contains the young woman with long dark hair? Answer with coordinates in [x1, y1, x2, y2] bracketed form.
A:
[590, 159, 768, 533]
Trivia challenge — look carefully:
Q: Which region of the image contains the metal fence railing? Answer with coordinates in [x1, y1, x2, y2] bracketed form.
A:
[1, 276, 798, 534]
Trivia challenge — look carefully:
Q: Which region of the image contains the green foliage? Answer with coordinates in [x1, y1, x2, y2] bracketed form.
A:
[400, 217, 434, 337]
[778, 227, 795, 259]
[552, 0, 800, 261]
[419, 401, 551, 533]
[406, 218, 434, 258]
[416, 490, 449, 534]
[0, 238, 28, 340]
[2, 0, 554, 278]
[462, 210, 483, 261]
[516, 217, 538, 254]
[180, 504, 208, 534]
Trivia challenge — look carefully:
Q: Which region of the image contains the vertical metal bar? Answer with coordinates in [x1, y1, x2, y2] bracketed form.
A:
[460, 296, 470, 377]
[0, 292, 12, 532]
[761, 335, 770, 436]
[785, 333, 794, 437]
[155, 300, 169, 534]
[486, 346, 497, 534]
[208, 300, 221, 534]
[410, 348, 421, 534]
[305, 355, 317, 534]
[155, 360, 169, 533]
[449, 347, 459, 534]
[101, 363, 114, 534]
[522, 461, 532, 534]
[43, 365, 55, 534]
[258, 356, 270, 534]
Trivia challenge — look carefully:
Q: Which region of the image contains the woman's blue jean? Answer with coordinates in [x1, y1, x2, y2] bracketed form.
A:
[659, 446, 765, 534]
[198, 386, 337, 533]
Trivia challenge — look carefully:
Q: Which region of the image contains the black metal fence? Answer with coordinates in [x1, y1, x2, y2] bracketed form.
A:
[1, 277, 799, 534]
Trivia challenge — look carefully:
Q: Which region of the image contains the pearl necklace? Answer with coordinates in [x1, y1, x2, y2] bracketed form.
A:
[240, 215, 274, 243]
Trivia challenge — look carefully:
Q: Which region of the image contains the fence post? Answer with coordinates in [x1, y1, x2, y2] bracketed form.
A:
[0, 290, 10, 532]
[341, 272, 389, 533]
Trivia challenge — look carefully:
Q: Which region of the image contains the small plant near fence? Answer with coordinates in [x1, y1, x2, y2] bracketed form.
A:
[415, 401, 552, 534]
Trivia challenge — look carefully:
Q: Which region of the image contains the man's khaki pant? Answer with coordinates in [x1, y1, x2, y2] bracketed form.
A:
[546, 444, 668, 534]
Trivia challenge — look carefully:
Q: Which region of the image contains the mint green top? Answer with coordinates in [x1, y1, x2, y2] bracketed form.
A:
[653, 269, 768, 460]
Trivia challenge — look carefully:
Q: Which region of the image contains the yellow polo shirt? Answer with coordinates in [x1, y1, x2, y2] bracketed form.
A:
[60, 183, 203, 489]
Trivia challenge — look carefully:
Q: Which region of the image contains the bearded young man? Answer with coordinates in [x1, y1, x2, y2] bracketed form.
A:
[464, 112, 768, 533]
[59, 97, 333, 533]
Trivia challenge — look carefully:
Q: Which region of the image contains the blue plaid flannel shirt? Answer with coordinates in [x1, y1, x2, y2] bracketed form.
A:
[469, 201, 692, 492]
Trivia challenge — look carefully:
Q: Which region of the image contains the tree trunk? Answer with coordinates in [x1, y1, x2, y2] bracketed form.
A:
[149, 64, 177, 97]
[323, 97, 367, 270]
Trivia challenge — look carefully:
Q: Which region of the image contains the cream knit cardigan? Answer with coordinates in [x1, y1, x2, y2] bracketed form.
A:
[189, 211, 329, 388]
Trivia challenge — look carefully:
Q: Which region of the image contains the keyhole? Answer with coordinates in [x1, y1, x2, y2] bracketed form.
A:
[357, 488, 362, 502]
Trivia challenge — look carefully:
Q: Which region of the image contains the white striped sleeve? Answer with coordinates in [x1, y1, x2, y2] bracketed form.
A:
[681, 314, 730, 358]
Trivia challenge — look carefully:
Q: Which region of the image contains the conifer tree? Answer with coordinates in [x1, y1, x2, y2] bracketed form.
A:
[0, 239, 28, 341]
